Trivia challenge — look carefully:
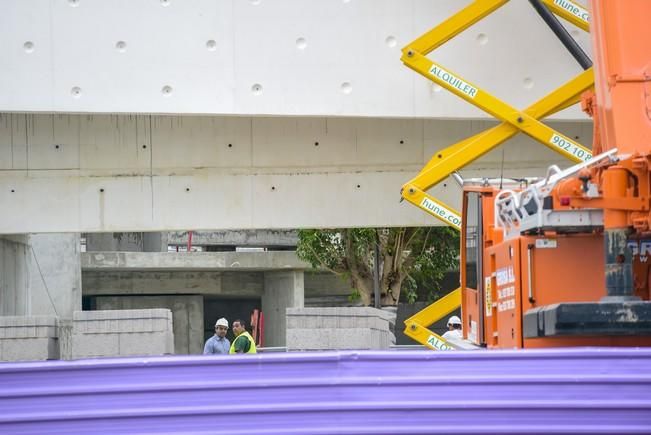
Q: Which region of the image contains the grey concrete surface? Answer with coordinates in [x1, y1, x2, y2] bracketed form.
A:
[71, 309, 174, 359]
[95, 296, 202, 354]
[262, 271, 305, 347]
[167, 230, 298, 247]
[86, 232, 168, 252]
[29, 233, 81, 318]
[0, 316, 59, 361]
[82, 251, 310, 271]
[83, 271, 264, 298]
[0, 236, 30, 316]
[286, 307, 395, 350]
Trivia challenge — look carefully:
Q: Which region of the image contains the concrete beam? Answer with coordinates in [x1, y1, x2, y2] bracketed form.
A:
[167, 230, 298, 247]
[81, 251, 309, 272]
[0, 1, 590, 119]
[0, 114, 592, 233]
[83, 270, 263, 298]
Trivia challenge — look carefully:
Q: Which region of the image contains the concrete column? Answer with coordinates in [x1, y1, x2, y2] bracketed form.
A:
[262, 270, 304, 347]
[0, 236, 30, 316]
[143, 232, 168, 252]
[29, 233, 82, 318]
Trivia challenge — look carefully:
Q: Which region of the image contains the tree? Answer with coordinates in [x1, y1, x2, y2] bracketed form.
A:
[296, 227, 459, 306]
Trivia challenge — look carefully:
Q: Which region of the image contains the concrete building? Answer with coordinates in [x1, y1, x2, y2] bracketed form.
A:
[1, 1, 592, 358]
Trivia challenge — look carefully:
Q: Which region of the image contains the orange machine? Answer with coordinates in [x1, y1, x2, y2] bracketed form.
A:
[459, 0, 651, 349]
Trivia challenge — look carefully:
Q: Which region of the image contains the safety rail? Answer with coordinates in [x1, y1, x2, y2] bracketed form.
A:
[494, 149, 617, 237]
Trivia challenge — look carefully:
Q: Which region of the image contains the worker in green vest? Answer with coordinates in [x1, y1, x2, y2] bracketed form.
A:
[229, 319, 257, 354]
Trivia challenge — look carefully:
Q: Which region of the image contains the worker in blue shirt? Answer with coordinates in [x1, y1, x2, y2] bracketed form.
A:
[203, 318, 230, 355]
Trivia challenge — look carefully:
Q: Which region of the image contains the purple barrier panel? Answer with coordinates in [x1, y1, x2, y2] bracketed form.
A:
[0, 348, 650, 434]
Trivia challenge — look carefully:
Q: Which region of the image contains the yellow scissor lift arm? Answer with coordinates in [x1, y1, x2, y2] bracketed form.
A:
[401, 0, 591, 350]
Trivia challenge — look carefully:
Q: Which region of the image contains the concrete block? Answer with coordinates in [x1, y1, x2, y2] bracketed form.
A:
[118, 332, 174, 356]
[69, 309, 174, 358]
[71, 333, 120, 359]
[1, 337, 58, 361]
[286, 307, 395, 351]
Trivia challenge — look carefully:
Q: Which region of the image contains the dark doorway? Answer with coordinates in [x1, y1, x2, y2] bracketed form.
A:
[203, 297, 261, 344]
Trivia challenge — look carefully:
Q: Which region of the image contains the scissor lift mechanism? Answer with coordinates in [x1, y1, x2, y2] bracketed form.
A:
[400, 0, 592, 349]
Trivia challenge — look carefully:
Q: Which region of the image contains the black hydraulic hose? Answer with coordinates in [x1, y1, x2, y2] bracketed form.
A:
[528, 0, 592, 70]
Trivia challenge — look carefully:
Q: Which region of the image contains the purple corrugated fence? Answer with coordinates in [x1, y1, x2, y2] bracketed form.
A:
[1, 348, 650, 434]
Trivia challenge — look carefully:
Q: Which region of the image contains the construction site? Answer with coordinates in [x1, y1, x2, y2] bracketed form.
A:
[1, 0, 650, 433]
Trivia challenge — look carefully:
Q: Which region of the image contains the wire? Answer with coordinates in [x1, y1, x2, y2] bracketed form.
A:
[30, 245, 59, 317]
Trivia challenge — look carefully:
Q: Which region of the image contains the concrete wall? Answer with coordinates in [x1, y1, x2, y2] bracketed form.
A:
[0, 316, 59, 361]
[262, 271, 305, 347]
[71, 309, 174, 359]
[286, 307, 395, 351]
[168, 230, 298, 247]
[95, 295, 203, 355]
[0, 236, 30, 316]
[83, 271, 263, 298]
[29, 233, 81, 318]
[86, 232, 167, 252]
[304, 271, 354, 307]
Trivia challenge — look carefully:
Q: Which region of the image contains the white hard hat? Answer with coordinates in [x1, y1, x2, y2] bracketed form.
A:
[215, 318, 229, 328]
[447, 316, 462, 327]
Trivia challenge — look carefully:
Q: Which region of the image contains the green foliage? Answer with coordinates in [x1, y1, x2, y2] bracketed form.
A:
[403, 226, 459, 303]
[297, 227, 459, 305]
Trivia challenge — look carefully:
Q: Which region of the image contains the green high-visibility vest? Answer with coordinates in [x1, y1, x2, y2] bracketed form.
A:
[229, 331, 257, 354]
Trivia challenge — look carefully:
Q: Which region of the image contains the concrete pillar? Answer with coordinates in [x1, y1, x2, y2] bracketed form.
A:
[0, 236, 30, 316]
[29, 234, 82, 318]
[262, 270, 304, 347]
[143, 232, 168, 252]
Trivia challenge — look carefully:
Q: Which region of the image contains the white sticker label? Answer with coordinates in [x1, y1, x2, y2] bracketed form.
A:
[550, 133, 592, 162]
[553, 0, 590, 23]
[427, 334, 454, 351]
[468, 320, 478, 344]
[420, 197, 462, 229]
[485, 276, 493, 317]
[429, 65, 478, 99]
[535, 239, 557, 249]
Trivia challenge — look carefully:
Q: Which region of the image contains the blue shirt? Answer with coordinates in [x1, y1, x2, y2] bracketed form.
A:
[203, 335, 230, 355]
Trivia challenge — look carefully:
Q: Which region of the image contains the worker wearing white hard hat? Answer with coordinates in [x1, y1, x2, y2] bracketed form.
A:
[441, 315, 463, 341]
[203, 317, 230, 355]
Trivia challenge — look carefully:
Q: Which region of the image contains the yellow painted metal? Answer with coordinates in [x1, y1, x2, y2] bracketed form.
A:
[403, 323, 456, 351]
[399, 0, 593, 349]
[402, 53, 592, 162]
[541, 0, 590, 31]
[407, 69, 594, 193]
[408, 0, 509, 55]
[406, 287, 462, 327]
[402, 186, 462, 230]
[403, 287, 462, 351]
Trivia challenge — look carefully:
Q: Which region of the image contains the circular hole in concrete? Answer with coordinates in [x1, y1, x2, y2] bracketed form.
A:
[71, 87, 82, 98]
[251, 83, 263, 96]
[23, 41, 35, 53]
[341, 82, 352, 94]
[296, 37, 307, 50]
[523, 77, 534, 89]
[206, 40, 217, 51]
[385, 36, 397, 48]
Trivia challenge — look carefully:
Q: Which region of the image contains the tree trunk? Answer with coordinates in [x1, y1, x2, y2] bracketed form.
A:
[381, 275, 402, 306]
[350, 274, 374, 306]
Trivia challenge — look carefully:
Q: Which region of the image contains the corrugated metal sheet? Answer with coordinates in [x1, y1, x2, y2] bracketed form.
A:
[1, 348, 650, 434]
